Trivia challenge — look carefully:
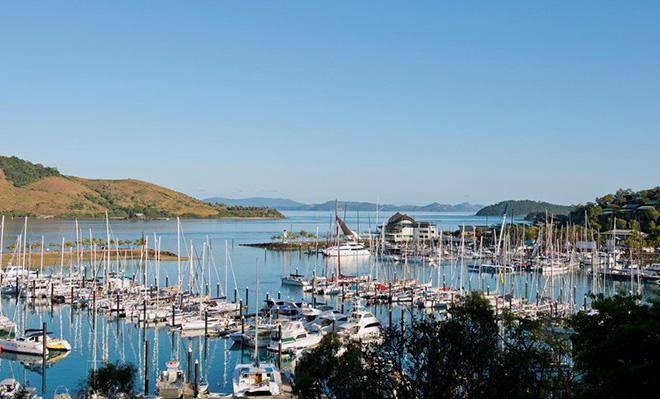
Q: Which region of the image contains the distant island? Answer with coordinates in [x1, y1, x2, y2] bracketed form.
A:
[205, 197, 484, 213]
[0, 156, 283, 220]
[476, 200, 575, 217]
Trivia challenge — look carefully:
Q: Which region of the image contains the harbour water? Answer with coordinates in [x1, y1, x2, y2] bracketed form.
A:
[0, 211, 652, 397]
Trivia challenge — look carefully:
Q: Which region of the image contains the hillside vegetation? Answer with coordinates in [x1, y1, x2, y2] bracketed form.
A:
[0, 155, 283, 220]
[476, 200, 575, 217]
[568, 187, 660, 246]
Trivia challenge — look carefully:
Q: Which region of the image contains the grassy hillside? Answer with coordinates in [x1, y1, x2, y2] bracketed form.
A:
[476, 200, 575, 217]
[0, 156, 283, 219]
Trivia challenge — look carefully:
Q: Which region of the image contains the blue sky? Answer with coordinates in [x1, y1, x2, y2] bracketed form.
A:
[1, 1, 658, 205]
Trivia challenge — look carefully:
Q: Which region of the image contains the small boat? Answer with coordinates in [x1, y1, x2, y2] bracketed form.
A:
[280, 272, 310, 288]
[25, 330, 71, 351]
[156, 360, 185, 399]
[0, 378, 21, 399]
[53, 386, 72, 399]
[232, 362, 282, 398]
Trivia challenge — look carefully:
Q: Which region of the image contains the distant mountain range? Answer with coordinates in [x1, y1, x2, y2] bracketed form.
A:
[205, 197, 484, 213]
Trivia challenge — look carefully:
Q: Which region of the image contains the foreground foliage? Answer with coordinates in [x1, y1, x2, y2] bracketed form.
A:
[78, 362, 137, 399]
[295, 292, 659, 399]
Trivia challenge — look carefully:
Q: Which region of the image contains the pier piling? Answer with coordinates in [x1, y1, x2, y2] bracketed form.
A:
[172, 304, 176, 327]
[194, 360, 199, 398]
[144, 339, 149, 395]
[187, 348, 192, 383]
[204, 310, 208, 337]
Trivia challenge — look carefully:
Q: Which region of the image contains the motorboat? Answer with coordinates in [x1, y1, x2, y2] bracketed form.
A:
[338, 308, 381, 341]
[267, 320, 322, 352]
[280, 273, 310, 288]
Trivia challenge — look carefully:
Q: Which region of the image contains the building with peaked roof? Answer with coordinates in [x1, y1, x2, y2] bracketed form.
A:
[381, 212, 438, 243]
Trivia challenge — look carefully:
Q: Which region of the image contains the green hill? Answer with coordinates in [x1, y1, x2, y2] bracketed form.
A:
[0, 155, 283, 220]
[476, 200, 575, 217]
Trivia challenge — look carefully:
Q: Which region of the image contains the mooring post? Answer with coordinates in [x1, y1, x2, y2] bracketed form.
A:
[216, 283, 220, 298]
[42, 321, 47, 395]
[233, 288, 237, 304]
[165, 275, 169, 288]
[204, 310, 208, 337]
[278, 324, 283, 367]
[172, 303, 176, 327]
[144, 339, 149, 395]
[42, 321, 47, 363]
[194, 360, 199, 397]
[187, 348, 192, 383]
[525, 281, 529, 300]
[245, 286, 249, 308]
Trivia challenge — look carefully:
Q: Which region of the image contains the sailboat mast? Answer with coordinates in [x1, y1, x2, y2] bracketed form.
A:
[254, 258, 259, 358]
[177, 217, 181, 289]
[105, 211, 111, 287]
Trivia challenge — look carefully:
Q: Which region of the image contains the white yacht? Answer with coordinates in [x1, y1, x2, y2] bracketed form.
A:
[267, 320, 323, 352]
[338, 308, 381, 341]
[322, 242, 371, 257]
[305, 310, 348, 334]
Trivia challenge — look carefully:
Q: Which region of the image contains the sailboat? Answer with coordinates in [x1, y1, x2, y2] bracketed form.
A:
[0, 327, 46, 357]
[232, 260, 283, 397]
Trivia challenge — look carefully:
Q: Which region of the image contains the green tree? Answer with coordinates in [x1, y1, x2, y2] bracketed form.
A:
[79, 362, 137, 399]
[570, 292, 660, 399]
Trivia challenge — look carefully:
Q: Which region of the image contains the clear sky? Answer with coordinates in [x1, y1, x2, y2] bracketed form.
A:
[1, 1, 658, 206]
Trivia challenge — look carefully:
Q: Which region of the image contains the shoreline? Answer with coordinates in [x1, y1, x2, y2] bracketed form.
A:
[0, 248, 187, 269]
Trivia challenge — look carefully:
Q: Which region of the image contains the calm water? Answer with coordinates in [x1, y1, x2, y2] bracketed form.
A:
[0, 211, 650, 397]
